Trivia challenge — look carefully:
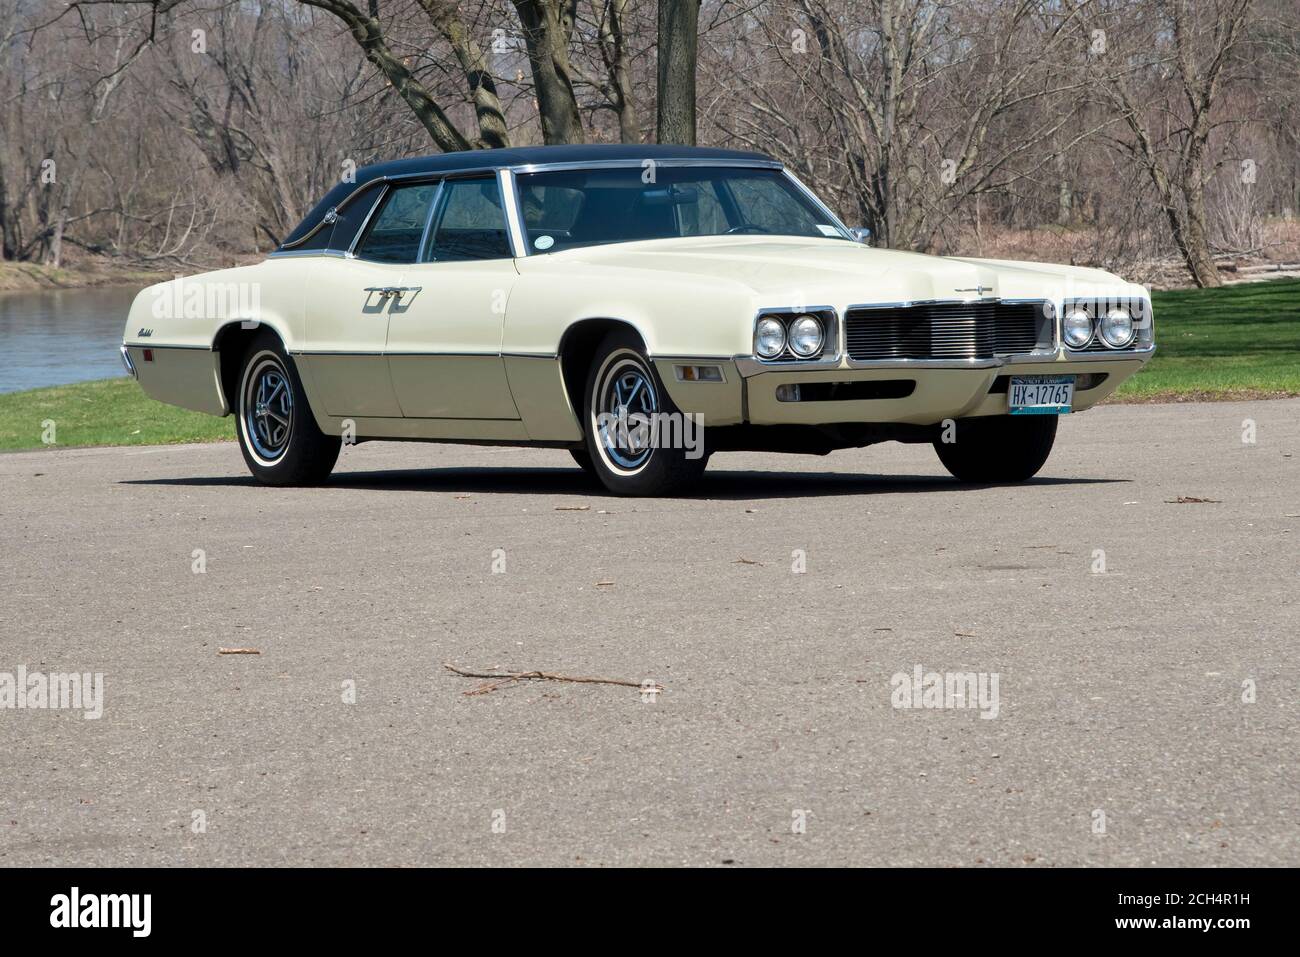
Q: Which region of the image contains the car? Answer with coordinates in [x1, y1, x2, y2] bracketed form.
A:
[121, 143, 1154, 495]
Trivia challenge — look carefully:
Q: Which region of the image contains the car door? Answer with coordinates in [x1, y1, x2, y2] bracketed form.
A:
[385, 175, 521, 421]
[301, 182, 440, 418]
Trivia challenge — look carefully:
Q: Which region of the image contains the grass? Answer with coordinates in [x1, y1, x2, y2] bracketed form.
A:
[1, 277, 1297, 451]
[0, 378, 233, 451]
[1115, 278, 1300, 400]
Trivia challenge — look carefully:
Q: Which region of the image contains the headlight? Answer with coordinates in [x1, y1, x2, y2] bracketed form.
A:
[1099, 307, 1135, 347]
[755, 317, 787, 358]
[1063, 308, 1093, 348]
[788, 315, 824, 357]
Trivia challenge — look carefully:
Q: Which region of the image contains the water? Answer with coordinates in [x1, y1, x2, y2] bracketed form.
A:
[0, 286, 142, 393]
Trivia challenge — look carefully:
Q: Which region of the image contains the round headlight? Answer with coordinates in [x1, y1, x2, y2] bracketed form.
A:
[756, 317, 787, 358]
[1063, 308, 1093, 348]
[1099, 307, 1135, 347]
[788, 315, 824, 357]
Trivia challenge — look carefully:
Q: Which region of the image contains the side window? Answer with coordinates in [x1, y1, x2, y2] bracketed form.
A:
[423, 178, 512, 262]
[355, 184, 439, 263]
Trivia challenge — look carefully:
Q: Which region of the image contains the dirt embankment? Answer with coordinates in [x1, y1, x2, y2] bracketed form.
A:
[0, 257, 172, 293]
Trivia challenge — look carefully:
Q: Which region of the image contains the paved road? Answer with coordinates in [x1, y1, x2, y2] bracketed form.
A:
[1, 399, 1296, 867]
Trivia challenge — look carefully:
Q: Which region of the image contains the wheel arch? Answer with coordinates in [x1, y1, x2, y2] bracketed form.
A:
[556, 317, 650, 435]
[213, 320, 295, 418]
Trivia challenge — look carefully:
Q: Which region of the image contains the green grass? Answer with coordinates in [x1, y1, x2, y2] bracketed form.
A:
[0, 378, 233, 451]
[1, 278, 1297, 451]
[1116, 278, 1300, 400]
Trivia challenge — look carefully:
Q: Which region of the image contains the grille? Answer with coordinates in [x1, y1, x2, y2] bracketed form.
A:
[844, 300, 1049, 361]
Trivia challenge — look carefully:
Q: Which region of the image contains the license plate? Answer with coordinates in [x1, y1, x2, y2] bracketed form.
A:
[1009, 375, 1075, 414]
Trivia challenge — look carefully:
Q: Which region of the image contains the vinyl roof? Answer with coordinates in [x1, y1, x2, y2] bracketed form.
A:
[280, 144, 776, 249]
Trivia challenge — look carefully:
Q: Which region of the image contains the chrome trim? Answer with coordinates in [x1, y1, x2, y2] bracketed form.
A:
[266, 248, 349, 260]
[845, 297, 996, 310]
[386, 351, 500, 358]
[119, 345, 137, 378]
[752, 306, 841, 366]
[347, 182, 391, 258]
[510, 158, 783, 176]
[291, 350, 387, 357]
[1061, 344, 1156, 362]
[121, 342, 210, 351]
[840, 297, 1057, 365]
[499, 169, 527, 258]
[502, 351, 559, 359]
[416, 179, 447, 262]
[279, 178, 387, 250]
[1062, 296, 1153, 355]
[781, 170, 853, 240]
[508, 158, 795, 257]
[847, 356, 1005, 371]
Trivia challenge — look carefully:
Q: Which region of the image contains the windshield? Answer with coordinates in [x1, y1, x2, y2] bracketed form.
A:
[514, 166, 848, 253]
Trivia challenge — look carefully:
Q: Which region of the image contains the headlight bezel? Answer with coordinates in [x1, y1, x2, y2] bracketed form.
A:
[752, 308, 837, 362]
[1061, 297, 1152, 351]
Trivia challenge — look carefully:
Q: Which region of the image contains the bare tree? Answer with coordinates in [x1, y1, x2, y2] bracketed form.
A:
[657, 0, 700, 144]
[1089, 0, 1254, 287]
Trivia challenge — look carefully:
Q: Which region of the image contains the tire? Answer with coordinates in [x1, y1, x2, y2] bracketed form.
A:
[569, 448, 597, 476]
[581, 328, 708, 496]
[933, 414, 1058, 483]
[235, 332, 340, 486]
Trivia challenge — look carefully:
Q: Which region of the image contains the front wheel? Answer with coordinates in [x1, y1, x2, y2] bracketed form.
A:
[933, 414, 1058, 483]
[236, 333, 340, 486]
[581, 329, 708, 496]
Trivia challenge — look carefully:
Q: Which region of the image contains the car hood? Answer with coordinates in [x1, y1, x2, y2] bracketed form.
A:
[529, 235, 1145, 304]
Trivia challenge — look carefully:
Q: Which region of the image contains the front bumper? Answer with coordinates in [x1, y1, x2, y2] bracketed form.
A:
[657, 347, 1153, 427]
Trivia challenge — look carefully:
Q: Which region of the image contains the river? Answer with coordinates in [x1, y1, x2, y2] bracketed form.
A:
[0, 286, 142, 393]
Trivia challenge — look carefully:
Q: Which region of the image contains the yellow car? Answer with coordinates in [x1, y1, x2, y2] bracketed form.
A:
[121, 144, 1153, 495]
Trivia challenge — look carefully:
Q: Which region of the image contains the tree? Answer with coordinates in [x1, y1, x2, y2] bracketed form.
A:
[1091, 0, 1255, 287]
[656, 0, 700, 144]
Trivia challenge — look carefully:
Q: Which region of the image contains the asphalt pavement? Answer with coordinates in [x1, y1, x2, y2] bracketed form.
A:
[1, 399, 1296, 866]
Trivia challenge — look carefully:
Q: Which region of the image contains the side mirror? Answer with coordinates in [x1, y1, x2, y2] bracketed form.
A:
[849, 226, 871, 245]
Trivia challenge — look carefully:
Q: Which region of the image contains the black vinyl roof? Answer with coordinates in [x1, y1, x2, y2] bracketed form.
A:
[280, 144, 775, 249]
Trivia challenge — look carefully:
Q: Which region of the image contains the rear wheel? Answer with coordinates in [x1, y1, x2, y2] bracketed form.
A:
[235, 332, 340, 486]
[933, 414, 1058, 483]
[581, 329, 707, 496]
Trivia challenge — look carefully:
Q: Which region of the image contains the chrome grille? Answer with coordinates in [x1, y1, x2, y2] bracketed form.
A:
[844, 300, 1050, 361]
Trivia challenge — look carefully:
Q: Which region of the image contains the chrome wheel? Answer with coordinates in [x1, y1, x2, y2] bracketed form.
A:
[593, 353, 659, 474]
[242, 354, 293, 464]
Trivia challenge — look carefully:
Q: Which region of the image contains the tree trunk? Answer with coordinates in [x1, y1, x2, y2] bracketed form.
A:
[656, 0, 699, 145]
[301, 0, 472, 152]
[606, 0, 640, 143]
[512, 0, 585, 145]
[419, 0, 510, 149]
[1180, 181, 1222, 287]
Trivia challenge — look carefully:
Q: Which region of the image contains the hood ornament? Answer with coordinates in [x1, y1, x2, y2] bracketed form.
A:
[955, 285, 992, 296]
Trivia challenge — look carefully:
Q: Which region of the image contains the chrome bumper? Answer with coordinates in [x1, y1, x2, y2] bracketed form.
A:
[119, 344, 137, 379]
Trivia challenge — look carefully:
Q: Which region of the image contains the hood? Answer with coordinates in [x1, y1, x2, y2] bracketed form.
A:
[527, 235, 1145, 305]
